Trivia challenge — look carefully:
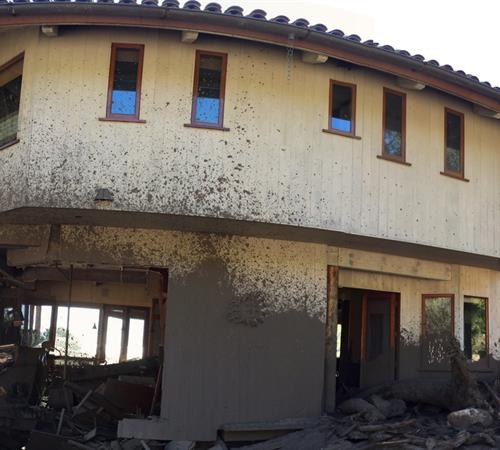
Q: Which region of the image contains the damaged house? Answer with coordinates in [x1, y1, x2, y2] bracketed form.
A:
[1, 1, 500, 447]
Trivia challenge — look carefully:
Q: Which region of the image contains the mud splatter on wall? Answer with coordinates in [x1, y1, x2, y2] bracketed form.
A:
[2, 27, 500, 260]
[58, 225, 328, 321]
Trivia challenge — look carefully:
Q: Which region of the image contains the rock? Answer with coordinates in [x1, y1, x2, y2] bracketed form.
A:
[164, 442, 195, 450]
[388, 399, 407, 418]
[208, 439, 228, 450]
[369, 395, 391, 415]
[447, 408, 493, 429]
[324, 440, 353, 450]
[425, 437, 436, 449]
[338, 398, 376, 415]
[122, 440, 144, 450]
[369, 395, 406, 419]
[362, 407, 386, 422]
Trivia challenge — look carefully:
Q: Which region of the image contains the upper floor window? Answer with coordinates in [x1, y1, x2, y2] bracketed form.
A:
[443, 108, 464, 177]
[328, 80, 356, 136]
[0, 53, 23, 149]
[105, 44, 144, 122]
[382, 88, 406, 162]
[463, 296, 488, 365]
[189, 50, 227, 129]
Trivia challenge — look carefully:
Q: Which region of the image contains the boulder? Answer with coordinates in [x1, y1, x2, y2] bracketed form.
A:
[447, 408, 493, 429]
[338, 398, 376, 415]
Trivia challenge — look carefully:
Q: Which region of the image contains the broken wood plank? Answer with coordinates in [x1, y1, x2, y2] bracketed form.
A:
[358, 419, 416, 433]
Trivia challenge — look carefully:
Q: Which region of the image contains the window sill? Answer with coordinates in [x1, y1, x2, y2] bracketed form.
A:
[99, 117, 146, 124]
[0, 139, 20, 151]
[184, 123, 230, 131]
[377, 155, 412, 166]
[440, 171, 469, 182]
[322, 128, 361, 140]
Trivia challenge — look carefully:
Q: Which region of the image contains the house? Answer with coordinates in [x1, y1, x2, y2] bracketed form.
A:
[1, 0, 500, 443]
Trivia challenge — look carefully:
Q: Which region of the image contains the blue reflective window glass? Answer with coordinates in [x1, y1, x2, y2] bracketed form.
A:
[330, 83, 353, 133]
[194, 54, 223, 125]
[111, 48, 139, 116]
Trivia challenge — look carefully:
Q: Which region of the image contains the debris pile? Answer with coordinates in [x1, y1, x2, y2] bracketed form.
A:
[2, 338, 500, 449]
[0, 343, 161, 449]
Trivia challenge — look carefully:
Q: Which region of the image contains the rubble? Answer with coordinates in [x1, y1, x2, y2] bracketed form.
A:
[2, 339, 500, 449]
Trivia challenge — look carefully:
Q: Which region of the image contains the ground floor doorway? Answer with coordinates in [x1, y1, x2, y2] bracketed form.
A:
[337, 288, 400, 390]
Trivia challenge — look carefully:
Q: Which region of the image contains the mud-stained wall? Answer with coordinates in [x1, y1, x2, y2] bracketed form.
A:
[339, 264, 500, 380]
[1, 27, 500, 259]
[8, 224, 328, 440]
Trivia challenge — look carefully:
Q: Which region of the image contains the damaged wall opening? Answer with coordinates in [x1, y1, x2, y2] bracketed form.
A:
[337, 288, 400, 391]
[17, 303, 149, 364]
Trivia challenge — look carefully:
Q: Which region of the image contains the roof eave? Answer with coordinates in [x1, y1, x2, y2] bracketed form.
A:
[1, 3, 499, 113]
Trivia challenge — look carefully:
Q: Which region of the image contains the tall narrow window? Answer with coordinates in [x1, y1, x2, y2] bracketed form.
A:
[328, 80, 356, 136]
[0, 54, 23, 149]
[421, 294, 454, 370]
[382, 88, 406, 161]
[105, 44, 144, 121]
[463, 297, 488, 364]
[190, 50, 227, 129]
[443, 108, 464, 177]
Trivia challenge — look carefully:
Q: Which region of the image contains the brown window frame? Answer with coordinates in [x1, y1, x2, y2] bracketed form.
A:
[0, 52, 24, 151]
[323, 80, 358, 139]
[441, 107, 467, 181]
[185, 50, 229, 131]
[102, 43, 145, 124]
[379, 87, 409, 166]
[420, 294, 455, 371]
[421, 294, 455, 338]
[463, 296, 489, 369]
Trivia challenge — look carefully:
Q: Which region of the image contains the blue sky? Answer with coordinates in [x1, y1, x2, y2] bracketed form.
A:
[216, 0, 500, 88]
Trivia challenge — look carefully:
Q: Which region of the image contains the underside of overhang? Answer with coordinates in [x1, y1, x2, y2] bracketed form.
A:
[0, 207, 499, 272]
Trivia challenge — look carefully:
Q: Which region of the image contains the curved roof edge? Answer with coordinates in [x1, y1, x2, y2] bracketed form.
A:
[1, 1, 500, 113]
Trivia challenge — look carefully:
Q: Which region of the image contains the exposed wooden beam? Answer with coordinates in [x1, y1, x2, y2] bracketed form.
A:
[21, 267, 160, 285]
[330, 248, 452, 281]
[323, 265, 338, 414]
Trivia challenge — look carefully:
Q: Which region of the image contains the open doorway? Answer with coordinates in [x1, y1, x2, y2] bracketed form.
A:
[337, 288, 400, 390]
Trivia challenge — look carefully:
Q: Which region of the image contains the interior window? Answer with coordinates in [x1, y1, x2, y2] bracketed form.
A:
[127, 317, 145, 360]
[383, 89, 405, 159]
[330, 81, 355, 134]
[105, 315, 123, 364]
[463, 297, 487, 363]
[55, 306, 100, 358]
[0, 55, 23, 148]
